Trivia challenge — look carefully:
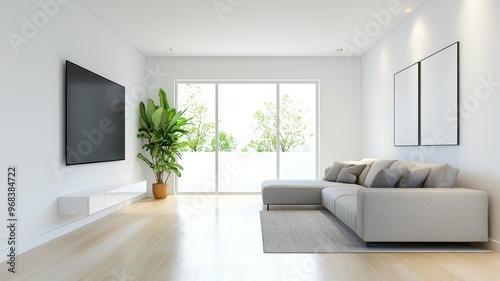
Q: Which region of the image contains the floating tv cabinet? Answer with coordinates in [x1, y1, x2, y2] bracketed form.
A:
[58, 180, 147, 215]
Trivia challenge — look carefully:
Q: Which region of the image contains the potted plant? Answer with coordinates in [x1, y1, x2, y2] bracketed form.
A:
[137, 88, 189, 199]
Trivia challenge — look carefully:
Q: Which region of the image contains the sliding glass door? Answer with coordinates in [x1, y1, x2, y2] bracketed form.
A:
[176, 81, 318, 193]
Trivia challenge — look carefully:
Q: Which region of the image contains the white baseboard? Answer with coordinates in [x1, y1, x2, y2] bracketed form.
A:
[0, 194, 145, 263]
[485, 239, 500, 252]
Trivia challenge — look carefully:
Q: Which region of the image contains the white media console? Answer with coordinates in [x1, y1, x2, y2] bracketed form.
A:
[58, 180, 147, 215]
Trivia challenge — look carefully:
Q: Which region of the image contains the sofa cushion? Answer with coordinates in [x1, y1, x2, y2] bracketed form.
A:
[370, 168, 407, 188]
[261, 179, 339, 205]
[321, 185, 363, 214]
[337, 164, 367, 184]
[323, 161, 347, 182]
[398, 167, 431, 188]
[363, 159, 397, 187]
[390, 161, 459, 188]
[357, 158, 377, 186]
[422, 164, 459, 188]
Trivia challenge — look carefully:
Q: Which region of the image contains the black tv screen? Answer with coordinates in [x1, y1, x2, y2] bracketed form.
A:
[65, 60, 125, 165]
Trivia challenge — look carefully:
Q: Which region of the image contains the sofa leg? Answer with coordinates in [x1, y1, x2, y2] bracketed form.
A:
[266, 204, 270, 211]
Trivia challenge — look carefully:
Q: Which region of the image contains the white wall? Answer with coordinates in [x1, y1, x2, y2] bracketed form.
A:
[0, 0, 146, 258]
[145, 57, 362, 193]
[361, 0, 500, 250]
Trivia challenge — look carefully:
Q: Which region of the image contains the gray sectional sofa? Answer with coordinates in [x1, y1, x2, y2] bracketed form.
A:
[261, 159, 489, 243]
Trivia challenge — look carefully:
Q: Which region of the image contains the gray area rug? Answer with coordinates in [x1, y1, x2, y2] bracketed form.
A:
[260, 210, 490, 253]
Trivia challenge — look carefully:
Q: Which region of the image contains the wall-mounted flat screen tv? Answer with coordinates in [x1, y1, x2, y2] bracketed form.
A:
[66, 60, 125, 165]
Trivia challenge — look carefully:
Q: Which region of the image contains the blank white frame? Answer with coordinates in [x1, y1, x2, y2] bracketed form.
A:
[420, 42, 459, 145]
[394, 63, 420, 146]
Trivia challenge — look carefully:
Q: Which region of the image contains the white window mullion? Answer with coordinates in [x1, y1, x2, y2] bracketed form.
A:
[174, 81, 179, 194]
[315, 82, 320, 179]
[215, 83, 219, 193]
[276, 83, 280, 180]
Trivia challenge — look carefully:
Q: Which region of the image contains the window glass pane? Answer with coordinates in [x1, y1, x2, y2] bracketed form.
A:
[177, 83, 216, 192]
[279, 83, 317, 179]
[218, 84, 277, 192]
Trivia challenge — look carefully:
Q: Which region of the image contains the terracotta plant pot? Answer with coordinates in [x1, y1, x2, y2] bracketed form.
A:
[152, 183, 168, 199]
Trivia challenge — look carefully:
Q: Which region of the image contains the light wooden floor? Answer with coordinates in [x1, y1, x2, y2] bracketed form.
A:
[2, 195, 500, 281]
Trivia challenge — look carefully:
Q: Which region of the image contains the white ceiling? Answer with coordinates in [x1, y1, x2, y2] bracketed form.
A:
[80, 0, 427, 57]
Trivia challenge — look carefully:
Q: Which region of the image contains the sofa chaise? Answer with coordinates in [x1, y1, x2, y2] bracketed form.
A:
[261, 159, 489, 243]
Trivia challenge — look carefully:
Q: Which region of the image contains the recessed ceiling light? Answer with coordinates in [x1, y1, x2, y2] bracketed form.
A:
[405, 7, 413, 13]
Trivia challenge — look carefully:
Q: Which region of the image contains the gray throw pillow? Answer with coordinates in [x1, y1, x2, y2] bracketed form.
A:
[398, 167, 432, 188]
[370, 168, 407, 188]
[323, 161, 347, 182]
[336, 164, 367, 184]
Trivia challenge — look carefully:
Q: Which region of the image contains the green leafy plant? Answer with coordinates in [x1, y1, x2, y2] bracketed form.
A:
[178, 84, 238, 152]
[178, 84, 215, 152]
[137, 89, 189, 183]
[246, 93, 313, 152]
[210, 130, 238, 152]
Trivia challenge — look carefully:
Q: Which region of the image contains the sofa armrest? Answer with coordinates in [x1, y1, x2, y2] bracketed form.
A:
[356, 187, 488, 242]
